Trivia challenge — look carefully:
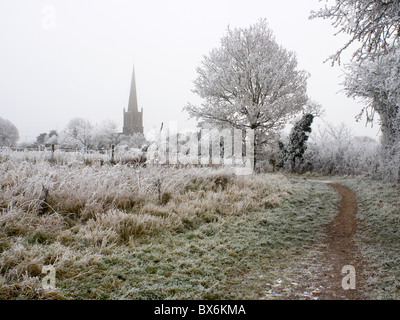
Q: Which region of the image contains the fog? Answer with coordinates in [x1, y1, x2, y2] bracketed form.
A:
[0, 0, 380, 143]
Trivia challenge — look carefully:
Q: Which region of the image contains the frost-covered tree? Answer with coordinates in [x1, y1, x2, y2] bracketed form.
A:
[47, 130, 58, 145]
[343, 48, 400, 147]
[120, 133, 147, 150]
[60, 118, 94, 150]
[35, 130, 58, 146]
[36, 133, 47, 145]
[0, 117, 19, 147]
[92, 120, 122, 150]
[311, 0, 400, 64]
[184, 19, 309, 169]
[344, 49, 400, 182]
[312, 1, 400, 182]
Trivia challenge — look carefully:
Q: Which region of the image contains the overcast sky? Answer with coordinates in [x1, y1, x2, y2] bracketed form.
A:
[0, 0, 381, 143]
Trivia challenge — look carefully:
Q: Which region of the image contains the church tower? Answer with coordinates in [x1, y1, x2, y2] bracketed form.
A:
[123, 66, 144, 134]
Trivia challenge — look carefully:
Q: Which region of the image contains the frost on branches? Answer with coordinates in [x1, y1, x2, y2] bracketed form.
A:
[343, 48, 400, 147]
[312, 0, 400, 182]
[310, 0, 400, 64]
[344, 47, 400, 182]
[0, 117, 19, 147]
[184, 19, 309, 169]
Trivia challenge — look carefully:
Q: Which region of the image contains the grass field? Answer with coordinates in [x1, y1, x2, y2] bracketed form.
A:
[0, 150, 340, 299]
[3, 150, 400, 299]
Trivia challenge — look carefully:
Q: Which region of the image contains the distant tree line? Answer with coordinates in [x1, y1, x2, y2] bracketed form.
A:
[46, 118, 147, 151]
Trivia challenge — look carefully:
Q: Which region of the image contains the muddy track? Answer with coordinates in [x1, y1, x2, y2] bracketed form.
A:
[314, 183, 366, 300]
[276, 182, 368, 300]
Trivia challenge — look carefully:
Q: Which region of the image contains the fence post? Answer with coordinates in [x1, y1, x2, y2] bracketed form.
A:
[50, 144, 55, 162]
[111, 145, 115, 163]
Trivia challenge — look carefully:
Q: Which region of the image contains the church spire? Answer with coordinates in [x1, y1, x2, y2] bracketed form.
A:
[123, 64, 144, 135]
[128, 65, 138, 113]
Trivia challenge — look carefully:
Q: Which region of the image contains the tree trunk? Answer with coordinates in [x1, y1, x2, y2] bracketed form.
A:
[253, 131, 259, 173]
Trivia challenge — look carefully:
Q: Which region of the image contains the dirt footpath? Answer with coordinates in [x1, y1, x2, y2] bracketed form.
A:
[313, 183, 367, 300]
[267, 182, 369, 300]
[262, 181, 369, 300]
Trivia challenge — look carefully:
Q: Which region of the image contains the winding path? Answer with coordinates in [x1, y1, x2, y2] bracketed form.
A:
[315, 183, 366, 300]
[274, 182, 368, 300]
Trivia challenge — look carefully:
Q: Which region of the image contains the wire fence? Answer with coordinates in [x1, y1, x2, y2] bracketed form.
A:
[3, 145, 115, 153]
[0, 145, 255, 172]
[0, 144, 144, 167]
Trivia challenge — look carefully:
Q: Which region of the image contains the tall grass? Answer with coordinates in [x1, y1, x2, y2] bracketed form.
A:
[0, 150, 291, 223]
[0, 150, 336, 299]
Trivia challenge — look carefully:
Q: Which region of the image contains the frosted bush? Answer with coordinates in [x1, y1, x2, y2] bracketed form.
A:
[299, 122, 400, 183]
[303, 123, 379, 176]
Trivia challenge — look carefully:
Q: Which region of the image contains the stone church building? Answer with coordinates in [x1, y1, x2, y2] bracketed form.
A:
[123, 66, 144, 135]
